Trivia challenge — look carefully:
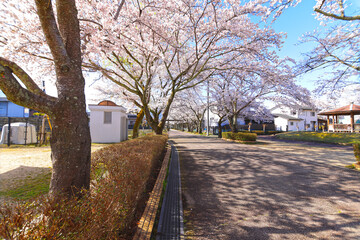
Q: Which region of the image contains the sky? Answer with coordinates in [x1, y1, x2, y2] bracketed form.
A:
[1, 0, 359, 107]
[272, 0, 360, 95]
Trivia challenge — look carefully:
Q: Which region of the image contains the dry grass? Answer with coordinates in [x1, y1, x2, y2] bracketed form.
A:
[0, 134, 168, 239]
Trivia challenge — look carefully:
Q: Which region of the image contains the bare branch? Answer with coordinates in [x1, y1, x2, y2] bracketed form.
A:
[314, 8, 360, 21]
[114, 0, 126, 20]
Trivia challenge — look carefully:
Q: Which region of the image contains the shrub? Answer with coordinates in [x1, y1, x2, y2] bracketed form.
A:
[353, 143, 360, 163]
[222, 132, 257, 141]
[251, 130, 282, 135]
[0, 134, 168, 239]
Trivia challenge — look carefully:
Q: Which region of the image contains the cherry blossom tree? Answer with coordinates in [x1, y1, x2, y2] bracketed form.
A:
[170, 87, 207, 134]
[78, 0, 288, 135]
[272, 0, 359, 94]
[209, 58, 312, 134]
[0, 0, 90, 197]
[299, 1, 359, 94]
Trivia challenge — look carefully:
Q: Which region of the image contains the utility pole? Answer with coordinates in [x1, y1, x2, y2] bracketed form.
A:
[207, 80, 210, 136]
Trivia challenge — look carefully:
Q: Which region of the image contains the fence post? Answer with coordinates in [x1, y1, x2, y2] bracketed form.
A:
[7, 117, 11, 147]
[24, 118, 28, 145]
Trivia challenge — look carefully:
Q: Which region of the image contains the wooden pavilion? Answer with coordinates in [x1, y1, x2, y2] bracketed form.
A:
[318, 103, 360, 133]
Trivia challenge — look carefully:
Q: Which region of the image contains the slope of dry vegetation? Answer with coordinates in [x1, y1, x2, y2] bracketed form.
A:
[0, 134, 168, 239]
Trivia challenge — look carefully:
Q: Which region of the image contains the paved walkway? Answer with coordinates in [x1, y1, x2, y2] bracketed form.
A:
[170, 130, 360, 240]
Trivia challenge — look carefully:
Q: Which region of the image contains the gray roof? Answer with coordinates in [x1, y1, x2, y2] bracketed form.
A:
[273, 113, 303, 121]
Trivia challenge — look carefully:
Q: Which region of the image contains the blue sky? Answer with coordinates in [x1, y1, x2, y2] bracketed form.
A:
[271, 0, 360, 92]
[1, 1, 359, 101]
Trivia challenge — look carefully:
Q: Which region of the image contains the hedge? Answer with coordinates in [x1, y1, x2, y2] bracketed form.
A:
[353, 143, 360, 163]
[0, 134, 168, 240]
[222, 132, 257, 141]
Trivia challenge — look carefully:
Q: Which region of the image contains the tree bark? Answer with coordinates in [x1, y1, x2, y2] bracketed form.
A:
[218, 120, 223, 138]
[132, 109, 144, 139]
[0, 0, 91, 198]
[198, 121, 202, 134]
[50, 96, 91, 197]
[142, 91, 175, 135]
[228, 114, 238, 133]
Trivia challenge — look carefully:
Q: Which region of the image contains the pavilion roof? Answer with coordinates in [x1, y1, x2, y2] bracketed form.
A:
[318, 103, 360, 115]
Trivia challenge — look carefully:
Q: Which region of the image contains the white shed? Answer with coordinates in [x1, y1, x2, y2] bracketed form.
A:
[89, 100, 128, 143]
[0, 122, 37, 144]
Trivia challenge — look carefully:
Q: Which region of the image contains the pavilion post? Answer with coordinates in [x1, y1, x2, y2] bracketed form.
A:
[351, 113, 354, 132]
[333, 115, 335, 132]
[327, 115, 330, 132]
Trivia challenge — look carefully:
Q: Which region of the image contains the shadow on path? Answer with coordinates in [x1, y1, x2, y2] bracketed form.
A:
[171, 131, 360, 240]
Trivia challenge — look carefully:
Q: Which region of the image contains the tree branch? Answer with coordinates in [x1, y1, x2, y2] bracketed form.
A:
[114, 0, 126, 20]
[0, 64, 56, 114]
[0, 57, 51, 97]
[35, 0, 70, 67]
[314, 8, 360, 21]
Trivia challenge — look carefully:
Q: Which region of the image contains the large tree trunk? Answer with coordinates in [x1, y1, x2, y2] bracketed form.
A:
[50, 98, 91, 197]
[132, 109, 144, 139]
[218, 121, 223, 138]
[228, 114, 238, 133]
[0, 0, 91, 199]
[143, 92, 175, 136]
[198, 121, 202, 134]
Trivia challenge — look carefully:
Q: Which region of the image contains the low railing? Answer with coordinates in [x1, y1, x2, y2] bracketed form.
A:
[329, 124, 360, 132]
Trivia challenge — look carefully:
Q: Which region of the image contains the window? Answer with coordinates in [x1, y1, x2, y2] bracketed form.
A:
[104, 112, 112, 124]
[290, 122, 294, 126]
[310, 112, 315, 116]
[291, 111, 296, 115]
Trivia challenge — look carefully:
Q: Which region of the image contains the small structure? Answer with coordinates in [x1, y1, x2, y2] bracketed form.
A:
[89, 100, 128, 143]
[272, 106, 318, 131]
[0, 122, 37, 144]
[318, 103, 360, 132]
[0, 96, 29, 117]
[272, 114, 303, 131]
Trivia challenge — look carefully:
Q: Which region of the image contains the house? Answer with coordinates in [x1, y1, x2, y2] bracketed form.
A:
[271, 106, 318, 131]
[89, 100, 128, 143]
[0, 95, 30, 118]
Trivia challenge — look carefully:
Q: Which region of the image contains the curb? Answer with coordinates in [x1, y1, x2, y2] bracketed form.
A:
[133, 143, 172, 240]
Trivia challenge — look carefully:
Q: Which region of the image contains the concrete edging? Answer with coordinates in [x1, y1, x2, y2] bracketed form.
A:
[133, 142, 172, 240]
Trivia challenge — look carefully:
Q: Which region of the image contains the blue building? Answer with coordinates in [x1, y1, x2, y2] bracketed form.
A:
[0, 91, 29, 118]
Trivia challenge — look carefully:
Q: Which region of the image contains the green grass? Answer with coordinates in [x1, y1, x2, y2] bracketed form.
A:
[128, 129, 154, 139]
[0, 171, 51, 200]
[275, 132, 360, 145]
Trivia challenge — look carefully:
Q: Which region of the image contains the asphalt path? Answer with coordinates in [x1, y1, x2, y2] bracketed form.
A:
[170, 130, 360, 240]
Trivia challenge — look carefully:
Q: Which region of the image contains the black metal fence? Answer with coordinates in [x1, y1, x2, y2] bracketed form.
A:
[0, 117, 52, 146]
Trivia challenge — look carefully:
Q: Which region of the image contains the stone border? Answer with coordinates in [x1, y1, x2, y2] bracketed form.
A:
[133, 143, 171, 240]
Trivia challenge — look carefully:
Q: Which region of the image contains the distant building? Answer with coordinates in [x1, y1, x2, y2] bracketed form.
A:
[0, 96, 29, 118]
[128, 114, 137, 129]
[89, 100, 128, 143]
[271, 105, 318, 131]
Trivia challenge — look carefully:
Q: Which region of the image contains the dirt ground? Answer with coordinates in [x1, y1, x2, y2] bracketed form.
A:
[0, 145, 107, 193]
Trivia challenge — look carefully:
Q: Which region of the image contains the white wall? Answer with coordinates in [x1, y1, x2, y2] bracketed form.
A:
[298, 110, 318, 131]
[288, 120, 304, 131]
[89, 105, 127, 143]
[274, 118, 304, 131]
[274, 117, 288, 131]
[272, 106, 318, 131]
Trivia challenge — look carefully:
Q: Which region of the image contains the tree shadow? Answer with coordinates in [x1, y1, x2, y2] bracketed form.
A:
[173, 132, 360, 239]
[0, 166, 51, 192]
